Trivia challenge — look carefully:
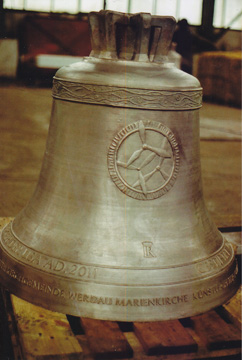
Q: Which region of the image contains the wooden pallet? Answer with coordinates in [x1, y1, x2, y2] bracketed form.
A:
[0, 285, 241, 360]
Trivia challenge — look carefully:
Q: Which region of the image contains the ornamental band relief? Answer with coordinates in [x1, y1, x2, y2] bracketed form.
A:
[108, 120, 179, 200]
[52, 78, 203, 110]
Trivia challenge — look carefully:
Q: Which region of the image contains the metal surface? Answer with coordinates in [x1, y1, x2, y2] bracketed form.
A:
[0, 11, 239, 321]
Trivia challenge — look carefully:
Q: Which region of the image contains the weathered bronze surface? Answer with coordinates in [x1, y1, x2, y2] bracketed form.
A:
[0, 11, 239, 321]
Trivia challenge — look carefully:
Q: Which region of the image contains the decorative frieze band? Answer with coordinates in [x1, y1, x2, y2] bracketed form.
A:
[52, 78, 203, 110]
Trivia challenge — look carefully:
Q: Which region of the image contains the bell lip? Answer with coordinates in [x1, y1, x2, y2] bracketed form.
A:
[6, 285, 239, 322]
[0, 254, 239, 321]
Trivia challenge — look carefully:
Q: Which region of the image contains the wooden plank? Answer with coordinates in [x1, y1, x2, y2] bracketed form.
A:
[11, 295, 83, 360]
[125, 331, 198, 360]
[133, 320, 198, 356]
[0, 289, 15, 360]
[186, 327, 241, 360]
[223, 285, 242, 329]
[80, 318, 133, 359]
[191, 310, 241, 351]
[2, 289, 25, 360]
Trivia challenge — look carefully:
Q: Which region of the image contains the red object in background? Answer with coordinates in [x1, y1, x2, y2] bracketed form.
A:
[19, 15, 92, 59]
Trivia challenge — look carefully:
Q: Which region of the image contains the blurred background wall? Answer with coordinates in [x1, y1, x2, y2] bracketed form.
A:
[0, 0, 241, 92]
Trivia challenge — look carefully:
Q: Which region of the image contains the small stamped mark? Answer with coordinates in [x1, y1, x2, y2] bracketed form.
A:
[142, 241, 156, 258]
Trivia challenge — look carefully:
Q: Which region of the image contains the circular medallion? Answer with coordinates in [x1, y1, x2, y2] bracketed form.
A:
[108, 120, 179, 200]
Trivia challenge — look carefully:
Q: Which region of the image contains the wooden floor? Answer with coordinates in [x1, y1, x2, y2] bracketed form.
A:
[0, 83, 241, 229]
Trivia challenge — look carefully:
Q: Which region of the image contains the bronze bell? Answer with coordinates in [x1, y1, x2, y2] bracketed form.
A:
[0, 11, 239, 321]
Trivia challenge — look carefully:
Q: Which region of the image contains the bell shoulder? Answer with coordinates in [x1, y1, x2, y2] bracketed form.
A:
[54, 57, 201, 92]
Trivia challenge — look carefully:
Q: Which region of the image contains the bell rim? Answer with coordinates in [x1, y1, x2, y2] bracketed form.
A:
[0, 241, 239, 321]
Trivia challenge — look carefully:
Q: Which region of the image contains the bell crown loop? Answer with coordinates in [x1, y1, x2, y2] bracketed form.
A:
[89, 10, 176, 62]
[53, 12, 201, 109]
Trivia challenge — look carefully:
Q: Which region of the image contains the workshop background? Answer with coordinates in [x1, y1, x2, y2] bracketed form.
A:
[0, 1, 241, 359]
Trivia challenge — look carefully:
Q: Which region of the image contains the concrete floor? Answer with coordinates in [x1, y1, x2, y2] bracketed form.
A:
[0, 83, 241, 229]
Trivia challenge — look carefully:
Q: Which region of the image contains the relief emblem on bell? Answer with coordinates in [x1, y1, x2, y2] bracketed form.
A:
[0, 10, 239, 321]
[108, 120, 179, 200]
